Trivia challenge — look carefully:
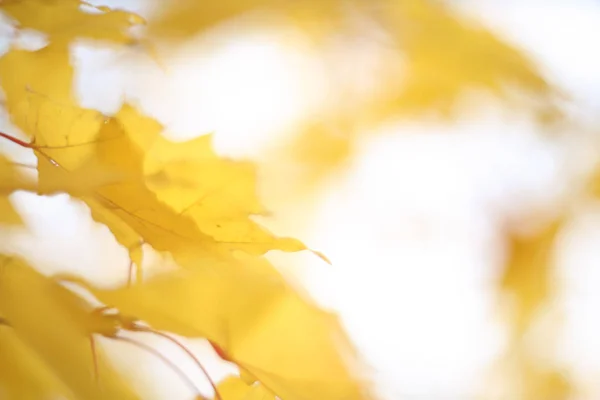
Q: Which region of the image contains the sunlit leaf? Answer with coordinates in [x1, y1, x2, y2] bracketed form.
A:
[500, 220, 561, 334]
[217, 376, 276, 400]
[132, 129, 303, 256]
[494, 219, 573, 399]
[0, 326, 74, 399]
[376, 0, 554, 118]
[0, 47, 309, 272]
[0, 0, 143, 168]
[0, 155, 30, 224]
[0, 255, 140, 399]
[148, 0, 272, 39]
[0, 47, 106, 171]
[1, 0, 142, 44]
[66, 254, 370, 400]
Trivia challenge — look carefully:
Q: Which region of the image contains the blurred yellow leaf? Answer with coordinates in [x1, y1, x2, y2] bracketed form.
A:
[523, 365, 571, 400]
[148, 0, 345, 42]
[0, 0, 143, 168]
[377, 0, 553, 118]
[0, 195, 20, 225]
[217, 376, 276, 400]
[68, 254, 370, 400]
[493, 219, 573, 399]
[0, 255, 139, 399]
[0, 327, 74, 399]
[0, 155, 30, 225]
[258, 0, 559, 199]
[0, 153, 124, 224]
[148, 0, 272, 39]
[1, 0, 142, 44]
[500, 220, 561, 334]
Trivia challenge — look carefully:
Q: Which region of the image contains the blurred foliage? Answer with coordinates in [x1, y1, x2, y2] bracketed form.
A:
[0, 0, 584, 399]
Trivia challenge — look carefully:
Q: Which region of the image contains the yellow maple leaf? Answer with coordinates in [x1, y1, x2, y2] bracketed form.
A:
[148, 0, 345, 44]
[258, 0, 559, 198]
[148, 0, 272, 39]
[0, 155, 31, 225]
[0, 0, 145, 176]
[0, 43, 310, 279]
[63, 254, 371, 400]
[0, 327, 75, 399]
[0, 151, 128, 225]
[376, 0, 554, 118]
[126, 124, 301, 255]
[490, 219, 573, 399]
[217, 375, 276, 400]
[0, 255, 140, 399]
[500, 220, 561, 334]
[1, 0, 142, 44]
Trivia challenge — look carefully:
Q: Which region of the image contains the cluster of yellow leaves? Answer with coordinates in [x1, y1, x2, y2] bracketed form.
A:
[0, 0, 370, 399]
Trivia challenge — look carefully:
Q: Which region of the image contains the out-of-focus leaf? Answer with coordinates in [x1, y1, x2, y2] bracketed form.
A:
[148, 0, 272, 39]
[0, 0, 143, 44]
[0, 255, 140, 399]
[0, 153, 125, 224]
[523, 365, 571, 400]
[216, 376, 275, 400]
[494, 219, 573, 399]
[0, 327, 74, 399]
[0, 195, 20, 225]
[274, 0, 558, 194]
[376, 0, 553, 118]
[67, 254, 371, 400]
[0, 155, 30, 224]
[500, 220, 561, 334]
[148, 0, 345, 42]
[0, 0, 143, 168]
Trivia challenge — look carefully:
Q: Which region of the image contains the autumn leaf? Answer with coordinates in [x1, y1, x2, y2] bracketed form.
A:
[500, 220, 561, 334]
[150, 0, 554, 117]
[0, 254, 140, 399]
[0, 194, 20, 225]
[1, 0, 142, 44]
[491, 219, 574, 399]
[0, 0, 143, 143]
[216, 376, 276, 400]
[148, 0, 273, 39]
[0, 151, 125, 225]
[0, 0, 314, 267]
[147, 0, 346, 42]
[260, 0, 559, 198]
[132, 129, 302, 256]
[61, 254, 371, 400]
[97, 106, 307, 264]
[0, 40, 311, 277]
[376, 0, 554, 118]
[0, 155, 31, 224]
[0, 326, 75, 399]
